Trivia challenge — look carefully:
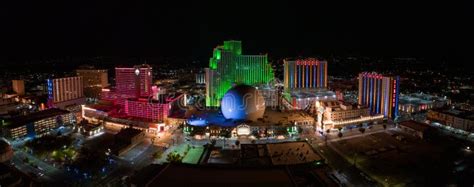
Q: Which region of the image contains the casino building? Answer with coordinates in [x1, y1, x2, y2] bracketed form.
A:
[82, 64, 185, 135]
[187, 84, 314, 139]
[283, 58, 328, 90]
[46, 76, 85, 109]
[358, 72, 400, 119]
[205, 40, 274, 107]
[281, 58, 335, 110]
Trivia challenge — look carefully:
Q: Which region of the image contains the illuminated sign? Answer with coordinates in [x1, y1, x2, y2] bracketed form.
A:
[236, 124, 251, 136]
[392, 80, 397, 107]
[47, 79, 53, 99]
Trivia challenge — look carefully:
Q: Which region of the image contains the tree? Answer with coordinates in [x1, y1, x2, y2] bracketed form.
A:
[152, 150, 163, 159]
[338, 132, 343, 138]
[166, 152, 183, 163]
[359, 127, 366, 134]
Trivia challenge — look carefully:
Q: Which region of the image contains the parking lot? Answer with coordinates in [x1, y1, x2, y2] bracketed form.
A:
[329, 130, 474, 186]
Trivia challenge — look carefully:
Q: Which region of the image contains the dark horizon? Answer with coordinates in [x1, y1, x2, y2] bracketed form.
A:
[1, 1, 473, 63]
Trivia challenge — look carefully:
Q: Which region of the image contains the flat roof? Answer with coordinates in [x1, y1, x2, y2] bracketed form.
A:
[5, 108, 70, 129]
[431, 108, 474, 120]
[289, 89, 336, 99]
[147, 164, 295, 186]
[400, 120, 433, 132]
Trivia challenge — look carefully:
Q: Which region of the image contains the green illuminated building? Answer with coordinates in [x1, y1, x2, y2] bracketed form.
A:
[206, 40, 274, 107]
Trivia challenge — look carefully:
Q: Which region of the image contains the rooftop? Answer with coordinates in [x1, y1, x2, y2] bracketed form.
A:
[400, 120, 434, 132]
[142, 164, 295, 186]
[432, 108, 474, 120]
[5, 108, 70, 129]
[289, 89, 336, 99]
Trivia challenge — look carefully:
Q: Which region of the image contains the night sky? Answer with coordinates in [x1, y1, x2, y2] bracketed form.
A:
[1, 1, 472, 63]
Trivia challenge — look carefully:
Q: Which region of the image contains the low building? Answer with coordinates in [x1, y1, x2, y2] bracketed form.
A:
[398, 93, 450, 114]
[0, 139, 13, 163]
[307, 100, 383, 130]
[1, 108, 74, 139]
[285, 89, 337, 110]
[399, 120, 436, 139]
[427, 108, 474, 133]
[74, 120, 104, 137]
[256, 84, 281, 108]
[112, 128, 145, 156]
[0, 163, 38, 187]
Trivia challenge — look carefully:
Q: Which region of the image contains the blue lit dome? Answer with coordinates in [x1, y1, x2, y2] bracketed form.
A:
[221, 85, 265, 121]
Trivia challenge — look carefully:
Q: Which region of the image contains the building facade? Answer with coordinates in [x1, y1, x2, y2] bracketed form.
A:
[124, 98, 170, 122]
[12, 80, 25, 96]
[358, 72, 400, 119]
[76, 69, 109, 88]
[398, 93, 451, 114]
[47, 76, 85, 108]
[195, 72, 206, 84]
[206, 40, 274, 107]
[115, 65, 153, 98]
[283, 59, 328, 90]
[307, 100, 382, 129]
[1, 108, 75, 139]
[427, 108, 474, 133]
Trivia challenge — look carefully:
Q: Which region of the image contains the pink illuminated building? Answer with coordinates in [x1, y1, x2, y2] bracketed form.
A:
[124, 96, 179, 122]
[115, 65, 153, 98]
[92, 65, 186, 124]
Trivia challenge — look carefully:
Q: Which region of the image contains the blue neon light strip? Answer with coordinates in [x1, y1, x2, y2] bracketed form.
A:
[376, 79, 380, 113]
[369, 78, 373, 113]
[289, 64, 293, 88]
[320, 64, 323, 88]
[394, 76, 400, 118]
[362, 77, 366, 105]
[313, 65, 316, 88]
[298, 65, 302, 88]
[306, 64, 309, 88]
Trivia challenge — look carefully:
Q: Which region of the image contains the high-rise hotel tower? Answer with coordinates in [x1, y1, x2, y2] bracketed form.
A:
[206, 40, 274, 107]
[47, 76, 85, 108]
[283, 58, 328, 90]
[115, 64, 153, 98]
[358, 72, 400, 119]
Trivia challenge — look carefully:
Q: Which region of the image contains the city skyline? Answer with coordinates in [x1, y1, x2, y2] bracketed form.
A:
[0, 2, 473, 186]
